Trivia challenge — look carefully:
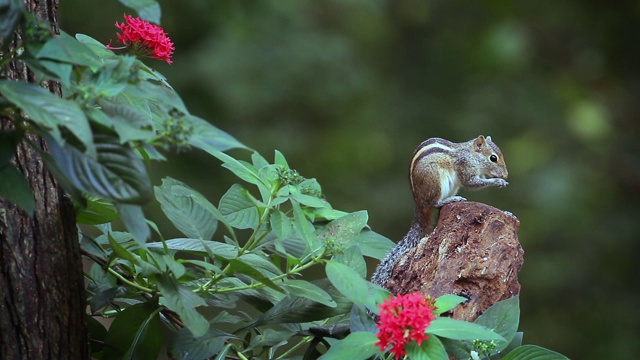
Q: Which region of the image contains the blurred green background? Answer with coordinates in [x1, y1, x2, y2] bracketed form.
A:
[60, 1, 640, 359]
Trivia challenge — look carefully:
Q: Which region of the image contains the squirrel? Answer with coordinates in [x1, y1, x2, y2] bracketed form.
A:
[370, 135, 509, 289]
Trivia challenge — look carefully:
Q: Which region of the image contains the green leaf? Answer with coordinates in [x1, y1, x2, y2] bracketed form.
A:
[219, 184, 259, 229]
[0, 165, 34, 216]
[274, 150, 289, 167]
[169, 326, 236, 360]
[474, 296, 520, 352]
[228, 258, 284, 293]
[107, 233, 157, 274]
[281, 279, 336, 308]
[87, 315, 108, 355]
[101, 303, 163, 360]
[116, 203, 150, 244]
[332, 245, 367, 278]
[0, 0, 24, 50]
[103, 104, 155, 143]
[318, 331, 379, 360]
[76, 33, 116, 58]
[270, 210, 293, 240]
[291, 199, 320, 252]
[426, 317, 505, 341]
[118, 0, 161, 24]
[352, 229, 395, 260]
[156, 274, 209, 337]
[155, 177, 217, 240]
[325, 260, 368, 308]
[47, 133, 152, 204]
[349, 303, 377, 333]
[146, 238, 238, 259]
[0, 81, 93, 154]
[433, 294, 468, 314]
[76, 197, 119, 225]
[37, 31, 98, 67]
[405, 336, 449, 360]
[501, 345, 569, 360]
[187, 115, 247, 153]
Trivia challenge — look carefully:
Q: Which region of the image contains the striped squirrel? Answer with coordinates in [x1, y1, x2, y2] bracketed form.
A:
[370, 135, 509, 288]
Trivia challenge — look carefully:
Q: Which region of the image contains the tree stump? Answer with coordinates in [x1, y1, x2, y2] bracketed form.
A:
[384, 201, 523, 322]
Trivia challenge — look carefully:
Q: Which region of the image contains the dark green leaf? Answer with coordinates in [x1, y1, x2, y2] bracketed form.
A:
[317, 332, 378, 360]
[228, 258, 284, 293]
[47, 133, 152, 204]
[101, 303, 163, 360]
[433, 294, 468, 314]
[475, 296, 520, 352]
[439, 338, 471, 360]
[0, 130, 19, 165]
[426, 317, 505, 341]
[405, 335, 449, 360]
[187, 115, 247, 154]
[118, 0, 161, 24]
[219, 184, 259, 229]
[325, 260, 368, 308]
[0, 165, 34, 216]
[0, 0, 24, 50]
[169, 326, 236, 360]
[501, 345, 569, 360]
[349, 303, 377, 333]
[0, 80, 93, 154]
[116, 203, 150, 244]
[87, 315, 108, 355]
[281, 279, 336, 308]
[156, 274, 209, 337]
[155, 177, 217, 240]
[495, 332, 523, 359]
[317, 211, 368, 247]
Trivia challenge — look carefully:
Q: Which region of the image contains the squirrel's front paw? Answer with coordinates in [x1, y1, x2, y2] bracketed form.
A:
[495, 179, 509, 188]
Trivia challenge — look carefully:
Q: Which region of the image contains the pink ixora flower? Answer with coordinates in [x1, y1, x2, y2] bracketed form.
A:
[107, 14, 174, 64]
[375, 292, 437, 359]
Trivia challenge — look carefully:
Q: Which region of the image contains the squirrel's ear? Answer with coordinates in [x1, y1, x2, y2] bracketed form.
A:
[486, 136, 492, 142]
[474, 135, 486, 147]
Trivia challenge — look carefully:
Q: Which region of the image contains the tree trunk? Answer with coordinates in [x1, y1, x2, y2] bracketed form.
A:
[383, 201, 523, 322]
[0, 1, 89, 358]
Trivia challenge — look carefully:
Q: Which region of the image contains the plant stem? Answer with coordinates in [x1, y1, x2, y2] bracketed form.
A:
[107, 267, 154, 293]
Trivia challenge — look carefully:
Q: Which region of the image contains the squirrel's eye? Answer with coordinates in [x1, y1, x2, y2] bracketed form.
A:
[490, 154, 498, 163]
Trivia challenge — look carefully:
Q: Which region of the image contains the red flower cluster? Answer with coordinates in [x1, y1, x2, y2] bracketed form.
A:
[107, 14, 174, 64]
[375, 292, 437, 359]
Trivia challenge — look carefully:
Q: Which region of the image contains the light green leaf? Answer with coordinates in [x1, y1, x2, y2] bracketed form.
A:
[101, 303, 163, 360]
[155, 177, 217, 240]
[37, 31, 98, 67]
[116, 204, 150, 244]
[318, 331, 379, 360]
[317, 211, 368, 247]
[433, 294, 468, 314]
[474, 296, 520, 352]
[426, 317, 505, 341]
[501, 345, 569, 360]
[156, 274, 209, 337]
[0, 165, 34, 216]
[270, 210, 293, 240]
[0, 80, 93, 154]
[118, 0, 161, 24]
[219, 184, 259, 229]
[146, 238, 237, 259]
[103, 104, 155, 143]
[281, 279, 336, 308]
[325, 260, 368, 308]
[406, 335, 449, 360]
[332, 245, 367, 278]
[291, 199, 319, 252]
[187, 115, 246, 153]
[352, 229, 395, 260]
[76, 196, 119, 225]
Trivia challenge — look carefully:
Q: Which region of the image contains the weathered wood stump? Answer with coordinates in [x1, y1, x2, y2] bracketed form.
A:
[384, 201, 523, 322]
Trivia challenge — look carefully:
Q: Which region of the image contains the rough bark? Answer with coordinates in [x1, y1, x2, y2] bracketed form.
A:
[384, 201, 523, 322]
[0, 0, 89, 358]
